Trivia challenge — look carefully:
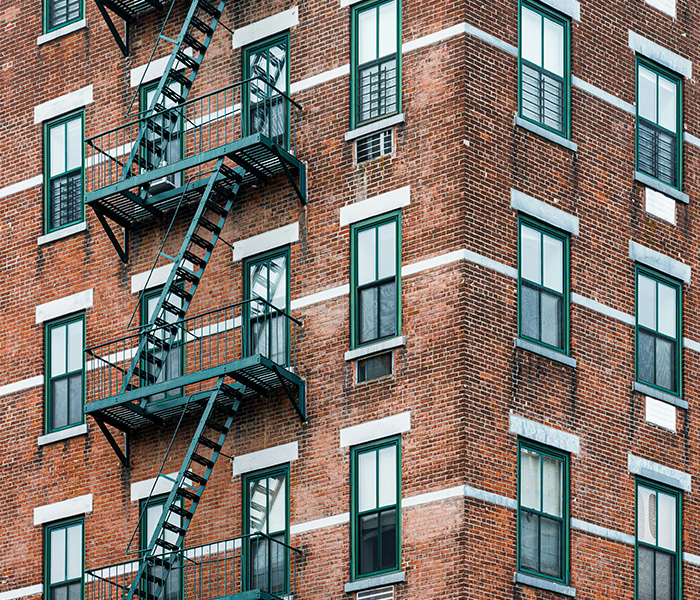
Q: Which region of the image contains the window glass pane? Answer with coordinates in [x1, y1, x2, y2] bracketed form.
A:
[658, 76, 677, 132]
[358, 450, 377, 512]
[50, 527, 66, 584]
[67, 320, 83, 373]
[542, 234, 563, 293]
[655, 337, 674, 391]
[540, 291, 562, 348]
[378, 445, 397, 506]
[50, 123, 66, 177]
[520, 447, 541, 511]
[655, 551, 673, 600]
[66, 524, 82, 580]
[359, 287, 378, 344]
[657, 282, 677, 338]
[357, 227, 377, 286]
[639, 66, 658, 123]
[521, 225, 541, 285]
[638, 546, 654, 600]
[66, 118, 82, 172]
[51, 324, 67, 377]
[521, 7, 542, 67]
[520, 510, 539, 571]
[540, 516, 562, 577]
[146, 504, 162, 547]
[638, 485, 657, 545]
[543, 18, 564, 77]
[542, 455, 562, 517]
[520, 285, 540, 341]
[51, 378, 68, 430]
[378, 282, 396, 338]
[638, 330, 655, 384]
[268, 44, 287, 90]
[269, 256, 287, 309]
[358, 8, 377, 65]
[358, 513, 378, 574]
[377, 222, 396, 279]
[638, 274, 657, 330]
[379, 509, 397, 570]
[377, 1, 397, 58]
[68, 373, 83, 425]
[657, 491, 676, 551]
[268, 474, 286, 533]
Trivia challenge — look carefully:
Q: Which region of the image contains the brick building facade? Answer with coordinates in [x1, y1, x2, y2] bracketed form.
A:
[2, 0, 699, 597]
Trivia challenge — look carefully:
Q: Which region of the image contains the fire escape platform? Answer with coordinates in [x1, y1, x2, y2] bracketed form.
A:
[97, 0, 167, 20]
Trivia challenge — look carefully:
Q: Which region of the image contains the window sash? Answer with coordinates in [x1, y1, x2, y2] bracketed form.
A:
[46, 520, 83, 600]
[46, 0, 82, 31]
[47, 317, 84, 432]
[46, 115, 83, 232]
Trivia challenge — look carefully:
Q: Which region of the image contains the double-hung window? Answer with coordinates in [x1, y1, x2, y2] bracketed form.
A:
[637, 59, 682, 189]
[352, 0, 401, 127]
[45, 519, 83, 600]
[46, 314, 84, 433]
[351, 438, 400, 579]
[519, 1, 570, 137]
[45, 113, 83, 233]
[351, 213, 401, 348]
[636, 267, 681, 395]
[244, 467, 289, 595]
[636, 480, 681, 600]
[244, 35, 290, 148]
[44, 0, 82, 33]
[518, 218, 569, 353]
[518, 442, 569, 583]
[141, 496, 182, 600]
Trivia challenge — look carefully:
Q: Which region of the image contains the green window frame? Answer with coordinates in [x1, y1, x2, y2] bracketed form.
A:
[140, 495, 183, 600]
[45, 518, 84, 600]
[44, 112, 84, 234]
[636, 57, 682, 190]
[635, 266, 682, 396]
[243, 247, 290, 366]
[243, 466, 290, 595]
[350, 212, 401, 349]
[351, 437, 401, 580]
[243, 34, 290, 149]
[350, 0, 402, 128]
[45, 313, 85, 434]
[518, 217, 570, 354]
[636, 479, 682, 600]
[518, 0, 571, 138]
[44, 0, 83, 33]
[517, 440, 569, 584]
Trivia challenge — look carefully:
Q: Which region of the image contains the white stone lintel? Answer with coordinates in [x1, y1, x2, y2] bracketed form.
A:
[628, 453, 691, 492]
[509, 414, 580, 454]
[232, 7, 299, 49]
[35, 289, 93, 324]
[233, 441, 299, 476]
[340, 412, 411, 448]
[232, 222, 299, 262]
[130, 472, 179, 502]
[340, 186, 410, 227]
[33, 494, 93, 526]
[34, 85, 93, 124]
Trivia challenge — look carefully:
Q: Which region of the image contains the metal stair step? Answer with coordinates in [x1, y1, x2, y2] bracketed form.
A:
[189, 233, 214, 252]
[205, 418, 229, 433]
[167, 286, 193, 303]
[175, 50, 199, 71]
[197, 217, 221, 234]
[191, 452, 214, 469]
[167, 68, 193, 90]
[169, 504, 194, 520]
[146, 333, 172, 350]
[205, 198, 229, 217]
[182, 250, 207, 269]
[198, 436, 222, 451]
[149, 556, 173, 569]
[133, 366, 157, 383]
[174, 266, 201, 284]
[190, 15, 214, 35]
[160, 85, 186, 106]
[184, 469, 207, 485]
[183, 32, 207, 54]
[197, 0, 221, 17]
[175, 486, 200, 502]
[153, 317, 179, 335]
[145, 118, 178, 141]
[161, 521, 187, 537]
[154, 538, 180, 553]
[143, 353, 163, 367]
[161, 300, 185, 318]
[143, 572, 165, 585]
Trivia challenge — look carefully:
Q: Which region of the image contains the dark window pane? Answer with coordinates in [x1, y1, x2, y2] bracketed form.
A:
[638, 329, 655, 385]
[358, 513, 379, 575]
[68, 372, 82, 426]
[655, 337, 675, 392]
[359, 287, 379, 344]
[520, 510, 539, 572]
[539, 516, 562, 578]
[379, 282, 396, 338]
[638, 546, 654, 600]
[358, 352, 393, 382]
[380, 509, 397, 571]
[358, 58, 397, 123]
[51, 584, 67, 600]
[638, 120, 677, 187]
[51, 377, 69, 430]
[521, 62, 565, 133]
[655, 551, 674, 600]
[540, 291, 562, 348]
[50, 172, 82, 230]
[66, 583, 81, 600]
[521, 284, 540, 341]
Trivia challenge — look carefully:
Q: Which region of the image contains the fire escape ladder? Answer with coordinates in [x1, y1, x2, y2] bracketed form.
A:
[119, 158, 242, 397]
[125, 376, 240, 600]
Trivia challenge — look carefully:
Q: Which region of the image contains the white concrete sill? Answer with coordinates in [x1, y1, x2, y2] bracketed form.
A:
[345, 114, 405, 142]
[633, 170, 689, 204]
[515, 115, 577, 152]
[515, 338, 576, 368]
[38, 423, 88, 446]
[344, 571, 405, 592]
[633, 381, 687, 410]
[345, 336, 405, 361]
[37, 19, 87, 46]
[514, 572, 576, 597]
[38, 221, 87, 246]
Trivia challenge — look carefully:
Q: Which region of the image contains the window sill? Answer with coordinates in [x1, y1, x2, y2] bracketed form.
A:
[633, 382, 687, 409]
[37, 423, 88, 446]
[345, 336, 404, 361]
[345, 571, 405, 593]
[37, 18, 87, 46]
[515, 338, 576, 368]
[515, 572, 576, 597]
[633, 171, 688, 204]
[345, 114, 405, 142]
[515, 116, 577, 152]
[38, 221, 87, 246]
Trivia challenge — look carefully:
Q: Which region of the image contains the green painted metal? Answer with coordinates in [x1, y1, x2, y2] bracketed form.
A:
[44, 517, 85, 600]
[44, 0, 84, 34]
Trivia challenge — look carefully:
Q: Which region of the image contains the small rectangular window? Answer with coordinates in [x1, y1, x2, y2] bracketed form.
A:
[636, 480, 681, 600]
[45, 0, 82, 33]
[140, 495, 182, 600]
[46, 314, 84, 433]
[45, 519, 83, 600]
[519, 1, 570, 137]
[356, 129, 393, 163]
[357, 351, 393, 382]
[352, 438, 401, 579]
[518, 217, 569, 353]
[518, 441, 568, 583]
[636, 267, 681, 395]
[636, 58, 682, 189]
[45, 113, 83, 233]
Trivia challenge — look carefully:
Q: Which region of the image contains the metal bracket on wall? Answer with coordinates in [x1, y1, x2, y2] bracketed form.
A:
[93, 416, 130, 467]
[92, 206, 129, 262]
[93, 0, 131, 56]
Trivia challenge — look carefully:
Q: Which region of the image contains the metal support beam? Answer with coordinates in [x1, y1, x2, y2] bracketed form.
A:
[94, 417, 129, 467]
[93, 207, 128, 262]
[93, 0, 129, 56]
[230, 371, 269, 398]
[272, 364, 306, 422]
[271, 146, 306, 206]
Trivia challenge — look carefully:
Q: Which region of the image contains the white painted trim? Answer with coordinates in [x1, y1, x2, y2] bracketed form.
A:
[629, 240, 691, 283]
[37, 18, 87, 45]
[339, 186, 410, 226]
[340, 0, 364, 6]
[232, 7, 299, 49]
[511, 189, 580, 235]
[345, 114, 405, 142]
[629, 31, 692, 78]
[0, 375, 43, 397]
[130, 472, 179, 502]
[403, 485, 465, 507]
[129, 48, 193, 87]
[33, 494, 93, 526]
[345, 336, 404, 361]
[34, 85, 94, 124]
[463, 484, 517, 509]
[340, 412, 410, 447]
[570, 292, 635, 326]
[291, 65, 350, 94]
[0, 175, 43, 200]
[462, 248, 518, 279]
[509, 414, 580, 454]
[290, 512, 349, 535]
[570, 518, 635, 545]
[571, 76, 635, 115]
[291, 284, 349, 311]
[0, 585, 43, 600]
[37, 424, 88, 446]
[538, 0, 580, 20]
[131, 264, 174, 294]
[628, 453, 691, 492]
[233, 442, 299, 476]
[35, 289, 93, 324]
[403, 23, 466, 53]
[232, 222, 299, 262]
[37, 221, 87, 246]
[403, 249, 465, 277]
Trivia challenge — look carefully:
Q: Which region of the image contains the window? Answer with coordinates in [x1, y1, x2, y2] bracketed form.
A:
[636, 267, 681, 395]
[351, 438, 400, 579]
[243, 35, 290, 148]
[351, 0, 401, 128]
[45, 519, 83, 600]
[357, 352, 393, 382]
[141, 496, 182, 600]
[350, 213, 401, 348]
[518, 218, 569, 353]
[637, 59, 682, 189]
[518, 442, 568, 583]
[356, 129, 393, 163]
[44, 0, 82, 33]
[46, 314, 84, 433]
[244, 249, 289, 366]
[519, 1, 570, 137]
[45, 113, 83, 233]
[636, 481, 681, 600]
[243, 467, 289, 595]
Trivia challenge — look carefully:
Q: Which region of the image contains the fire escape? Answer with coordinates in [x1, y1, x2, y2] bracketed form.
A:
[83, 1, 305, 599]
